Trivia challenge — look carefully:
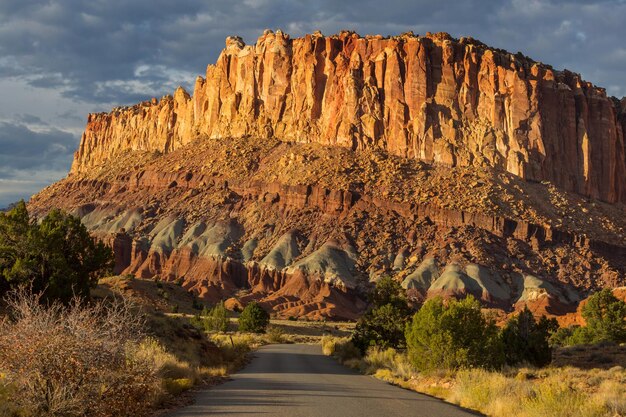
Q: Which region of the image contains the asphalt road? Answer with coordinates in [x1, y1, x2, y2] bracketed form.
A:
[169, 344, 481, 417]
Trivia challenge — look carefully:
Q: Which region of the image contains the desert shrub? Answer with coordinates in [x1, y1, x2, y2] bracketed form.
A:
[405, 296, 503, 371]
[363, 347, 414, 379]
[352, 276, 411, 352]
[321, 336, 361, 363]
[210, 334, 255, 371]
[352, 304, 409, 352]
[363, 347, 397, 371]
[335, 339, 361, 362]
[450, 368, 529, 414]
[238, 302, 269, 333]
[0, 375, 17, 416]
[444, 366, 626, 417]
[549, 326, 577, 347]
[203, 302, 229, 332]
[0, 201, 113, 303]
[266, 325, 285, 343]
[501, 307, 557, 366]
[321, 335, 338, 356]
[0, 290, 161, 417]
[521, 377, 605, 417]
[596, 378, 626, 415]
[130, 337, 197, 382]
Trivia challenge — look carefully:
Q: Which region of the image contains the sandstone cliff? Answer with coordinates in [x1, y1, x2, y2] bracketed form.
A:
[30, 30, 626, 320]
[71, 30, 626, 203]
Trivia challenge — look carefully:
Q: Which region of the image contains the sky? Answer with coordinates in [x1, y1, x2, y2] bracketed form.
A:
[1, 0, 626, 207]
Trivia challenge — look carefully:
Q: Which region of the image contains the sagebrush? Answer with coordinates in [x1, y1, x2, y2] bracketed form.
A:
[0, 290, 160, 417]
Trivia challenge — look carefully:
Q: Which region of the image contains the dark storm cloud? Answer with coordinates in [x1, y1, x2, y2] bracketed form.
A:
[0, 120, 77, 206]
[1, 0, 626, 104]
[1, 0, 626, 205]
[0, 121, 76, 173]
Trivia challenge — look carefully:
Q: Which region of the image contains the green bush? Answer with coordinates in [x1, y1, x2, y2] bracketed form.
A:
[405, 296, 503, 371]
[352, 304, 408, 352]
[368, 276, 410, 311]
[352, 276, 411, 352]
[191, 296, 203, 310]
[501, 307, 557, 366]
[203, 302, 229, 332]
[0, 201, 113, 303]
[579, 289, 626, 344]
[189, 314, 203, 331]
[238, 302, 269, 333]
[549, 326, 576, 347]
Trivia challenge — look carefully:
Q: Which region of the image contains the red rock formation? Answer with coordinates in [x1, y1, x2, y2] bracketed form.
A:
[71, 30, 626, 203]
[30, 131, 626, 320]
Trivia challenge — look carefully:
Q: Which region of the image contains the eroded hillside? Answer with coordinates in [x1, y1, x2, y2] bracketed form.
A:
[30, 30, 626, 319]
[31, 135, 626, 319]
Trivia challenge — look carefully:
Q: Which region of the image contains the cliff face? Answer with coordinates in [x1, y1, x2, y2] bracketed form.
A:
[72, 30, 626, 203]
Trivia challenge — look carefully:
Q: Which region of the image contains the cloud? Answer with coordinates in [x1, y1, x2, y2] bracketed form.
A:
[0, 121, 76, 171]
[1, 0, 626, 204]
[0, 0, 624, 107]
[0, 121, 76, 206]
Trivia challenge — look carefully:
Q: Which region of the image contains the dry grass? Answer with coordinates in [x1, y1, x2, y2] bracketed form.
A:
[446, 367, 626, 417]
[320, 336, 361, 363]
[320, 337, 626, 417]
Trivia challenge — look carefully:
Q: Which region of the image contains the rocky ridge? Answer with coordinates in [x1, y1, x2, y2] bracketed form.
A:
[30, 30, 626, 320]
[72, 30, 626, 204]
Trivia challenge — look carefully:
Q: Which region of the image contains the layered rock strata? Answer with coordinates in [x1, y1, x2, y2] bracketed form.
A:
[72, 30, 626, 203]
[31, 135, 626, 319]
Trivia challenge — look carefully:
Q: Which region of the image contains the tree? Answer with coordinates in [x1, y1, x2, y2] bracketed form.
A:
[579, 289, 626, 344]
[203, 302, 229, 332]
[405, 296, 503, 371]
[368, 276, 410, 312]
[0, 201, 113, 303]
[501, 307, 557, 367]
[352, 276, 411, 352]
[352, 304, 408, 352]
[0, 201, 35, 293]
[238, 302, 269, 333]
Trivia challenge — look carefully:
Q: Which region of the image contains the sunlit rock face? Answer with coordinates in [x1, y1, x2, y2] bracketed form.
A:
[72, 30, 625, 204]
[30, 30, 626, 320]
